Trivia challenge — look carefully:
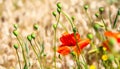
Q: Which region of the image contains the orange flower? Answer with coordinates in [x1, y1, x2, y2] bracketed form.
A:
[57, 33, 90, 55]
[104, 31, 120, 43]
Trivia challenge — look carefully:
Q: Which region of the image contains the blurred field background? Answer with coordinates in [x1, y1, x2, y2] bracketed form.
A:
[0, 0, 120, 69]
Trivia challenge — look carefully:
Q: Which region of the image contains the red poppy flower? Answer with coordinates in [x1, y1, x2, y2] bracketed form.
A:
[104, 31, 120, 43]
[57, 33, 90, 56]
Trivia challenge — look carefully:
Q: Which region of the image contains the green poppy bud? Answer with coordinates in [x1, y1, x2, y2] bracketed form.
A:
[33, 24, 39, 30]
[95, 13, 99, 18]
[14, 44, 18, 49]
[13, 24, 18, 29]
[53, 24, 57, 30]
[57, 2, 62, 9]
[87, 33, 93, 40]
[52, 11, 57, 17]
[73, 27, 77, 33]
[27, 35, 32, 41]
[71, 16, 75, 21]
[31, 33, 36, 39]
[13, 30, 18, 36]
[84, 5, 89, 10]
[108, 38, 116, 46]
[93, 23, 100, 31]
[57, 8, 61, 14]
[99, 7, 104, 13]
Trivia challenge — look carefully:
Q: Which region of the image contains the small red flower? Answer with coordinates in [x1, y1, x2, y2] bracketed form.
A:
[57, 33, 90, 56]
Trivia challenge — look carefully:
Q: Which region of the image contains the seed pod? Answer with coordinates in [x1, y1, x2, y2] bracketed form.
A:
[13, 30, 18, 36]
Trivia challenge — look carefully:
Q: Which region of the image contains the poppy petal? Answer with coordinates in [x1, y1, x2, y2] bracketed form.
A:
[57, 46, 71, 55]
[60, 33, 80, 46]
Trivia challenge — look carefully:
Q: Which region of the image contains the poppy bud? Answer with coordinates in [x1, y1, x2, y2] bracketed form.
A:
[99, 7, 104, 14]
[31, 33, 36, 39]
[57, 2, 62, 9]
[95, 13, 99, 18]
[52, 11, 57, 17]
[84, 5, 89, 10]
[53, 24, 57, 30]
[57, 8, 61, 14]
[27, 35, 32, 41]
[14, 44, 18, 49]
[87, 33, 93, 40]
[13, 30, 18, 36]
[93, 23, 100, 31]
[13, 24, 18, 29]
[33, 24, 39, 30]
[71, 16, 75, 21]
[108, 38, 116, 46]
[73, 27, 77, 33]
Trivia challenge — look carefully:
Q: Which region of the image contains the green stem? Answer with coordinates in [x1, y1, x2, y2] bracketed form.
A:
[16, 49, 21, 69]
[17, 36, 27, 66]
[61, 11, 75, 28]
[30, 42, 42, 69]
[54, 30, 57, 69]
[53, 12, 61, 69]
[55, 18, 68, 33]
[101, 15, 107, 30]
[34, 39, 41, 54]
[113, 8, 120, 28]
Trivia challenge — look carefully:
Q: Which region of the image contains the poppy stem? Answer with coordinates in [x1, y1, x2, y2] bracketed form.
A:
[17, 36, 27, 67]
[53, 11, 61, 69]
[61, 11, 75, 29]
[15, 49, 22, 69]
[29, 42, 42, 69]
